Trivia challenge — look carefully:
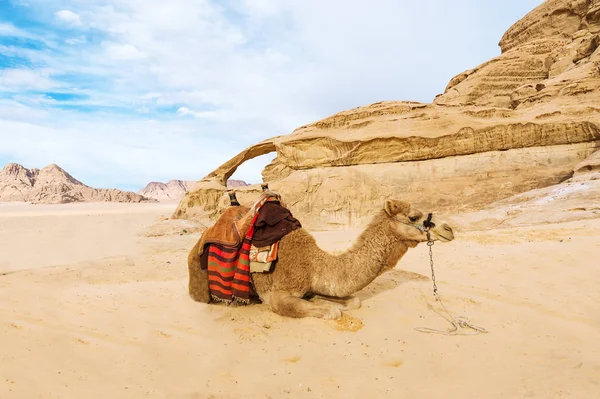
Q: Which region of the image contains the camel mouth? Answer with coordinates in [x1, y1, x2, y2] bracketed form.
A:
[435, 233, 453, 242]
[430, 229, 454, 242]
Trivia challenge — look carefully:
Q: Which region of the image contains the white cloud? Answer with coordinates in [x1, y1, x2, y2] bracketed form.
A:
[176, 107, 219, 119]
[101, 42, 146, 60]
[140, 92, 162, 100]
[0, 22, 30, 37]
[0, 68, 61, 91]
[65, 35, 86, 45]
[0, 100, 49, 121]
[55, 10, 82, 26]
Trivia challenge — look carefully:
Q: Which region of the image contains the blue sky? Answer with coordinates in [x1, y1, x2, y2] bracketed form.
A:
[0, 0, 544, 191]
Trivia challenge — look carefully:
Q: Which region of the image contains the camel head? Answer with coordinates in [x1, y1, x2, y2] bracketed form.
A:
[383, 199, 455, 243]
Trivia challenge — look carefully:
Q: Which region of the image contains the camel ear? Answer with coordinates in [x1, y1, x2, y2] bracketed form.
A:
[384, 199, 410, 217]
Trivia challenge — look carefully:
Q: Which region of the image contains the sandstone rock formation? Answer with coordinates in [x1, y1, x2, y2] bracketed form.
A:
[573, 148, 600, 179]
[174, 0, 600, 229]
[0, 163, 153, 204]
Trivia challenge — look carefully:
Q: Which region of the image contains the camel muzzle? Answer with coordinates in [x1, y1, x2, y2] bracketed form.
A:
[425, 214, 454, 242]
[430, 222, 454, 242]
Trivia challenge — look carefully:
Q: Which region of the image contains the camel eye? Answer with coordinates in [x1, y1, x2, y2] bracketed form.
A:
[409, 216, 419, 223]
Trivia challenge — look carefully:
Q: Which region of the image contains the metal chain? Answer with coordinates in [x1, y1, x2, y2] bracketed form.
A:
[415, 229, 488, 335]
[426, 230, 437, 295]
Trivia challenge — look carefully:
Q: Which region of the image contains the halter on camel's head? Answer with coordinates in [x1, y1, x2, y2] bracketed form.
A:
[383, 199, 455, 243]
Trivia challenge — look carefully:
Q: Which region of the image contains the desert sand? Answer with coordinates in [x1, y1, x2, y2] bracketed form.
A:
[1, 201, 599, 398]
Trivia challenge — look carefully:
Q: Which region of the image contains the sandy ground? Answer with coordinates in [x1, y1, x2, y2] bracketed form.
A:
[1, 202, 599, 398]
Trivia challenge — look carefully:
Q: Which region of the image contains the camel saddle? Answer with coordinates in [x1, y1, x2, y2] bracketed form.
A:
[196, 205, 253, 257]
[189, 190, 284, 268]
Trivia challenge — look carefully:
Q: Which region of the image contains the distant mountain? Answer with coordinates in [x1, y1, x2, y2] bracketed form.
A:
[138, 180, 196, 201]
[0, 163, 154, 204]
[226, 179, 250, 188]
[138, 179, 249, 201]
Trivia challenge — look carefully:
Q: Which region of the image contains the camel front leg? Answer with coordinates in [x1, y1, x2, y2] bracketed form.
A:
[310, 295, 361, 310]
[269, 291, 342, 320]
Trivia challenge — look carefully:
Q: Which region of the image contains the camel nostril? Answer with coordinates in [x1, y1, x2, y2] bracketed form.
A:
[442, 224, 453, 233]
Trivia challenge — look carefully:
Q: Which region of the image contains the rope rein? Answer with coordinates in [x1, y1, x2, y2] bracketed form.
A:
[414, 227, 488, 336]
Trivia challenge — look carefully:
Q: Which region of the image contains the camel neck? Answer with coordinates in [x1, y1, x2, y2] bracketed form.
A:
[312, 216, 410, 297]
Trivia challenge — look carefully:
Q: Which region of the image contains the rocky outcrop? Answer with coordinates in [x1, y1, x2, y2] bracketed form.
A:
[574, 148, 600, 174]
[0, 163, 153, 204]
[572, 148, 600, 182]
[446, 154, 600, 232]
[174, 0, 600, 229]
[0, 163, 39, 202]
[436, 0, 600, 108]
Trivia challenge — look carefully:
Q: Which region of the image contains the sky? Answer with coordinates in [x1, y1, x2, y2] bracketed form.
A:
[0, 0, 544, 191]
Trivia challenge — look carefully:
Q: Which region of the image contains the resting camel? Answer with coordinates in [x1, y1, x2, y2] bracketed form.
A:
[188, 199, 454, 320]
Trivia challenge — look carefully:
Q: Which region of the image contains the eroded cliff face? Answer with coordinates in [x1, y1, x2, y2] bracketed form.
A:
[436, 0, 600, 108]
[174, 0, 600, 229]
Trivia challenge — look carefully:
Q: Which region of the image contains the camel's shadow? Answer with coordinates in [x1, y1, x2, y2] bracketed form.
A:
[355, 268, 429, 302]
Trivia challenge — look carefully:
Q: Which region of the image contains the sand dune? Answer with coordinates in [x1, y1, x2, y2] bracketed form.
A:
[1, 202, 599, 398]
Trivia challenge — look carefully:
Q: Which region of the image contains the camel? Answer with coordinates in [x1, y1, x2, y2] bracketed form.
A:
[188, 199, 455, 320]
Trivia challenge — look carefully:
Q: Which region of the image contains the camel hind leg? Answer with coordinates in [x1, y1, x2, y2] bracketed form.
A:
[188, 240, 211, 303]
[189, 269, 210, 303]
[269, 291, 342, 320]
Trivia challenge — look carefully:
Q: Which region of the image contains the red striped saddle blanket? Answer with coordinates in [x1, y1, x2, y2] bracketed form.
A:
[207, 211, 259, 304]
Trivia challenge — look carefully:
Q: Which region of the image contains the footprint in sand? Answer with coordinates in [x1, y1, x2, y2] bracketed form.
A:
[384, 360, 403, 368]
